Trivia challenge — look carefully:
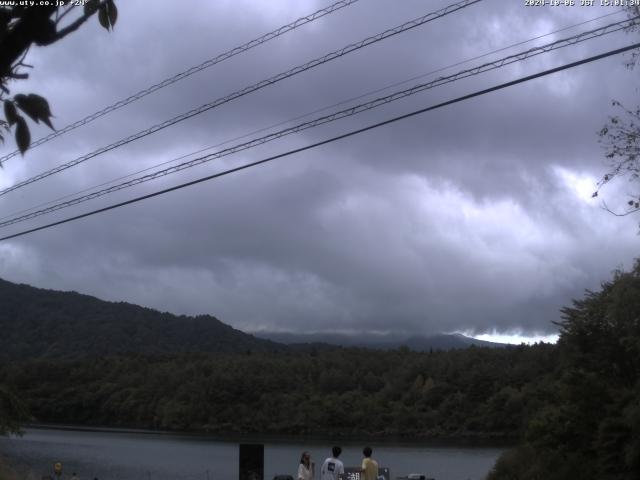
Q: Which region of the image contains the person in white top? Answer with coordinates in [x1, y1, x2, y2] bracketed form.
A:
[320, 446, 344, 480]
[298, 451, 314, 480]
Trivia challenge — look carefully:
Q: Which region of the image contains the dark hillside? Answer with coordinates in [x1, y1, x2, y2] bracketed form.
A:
[0, 278, 283, 360]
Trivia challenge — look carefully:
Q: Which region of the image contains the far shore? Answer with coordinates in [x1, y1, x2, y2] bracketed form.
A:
[22, 423, 516, 448]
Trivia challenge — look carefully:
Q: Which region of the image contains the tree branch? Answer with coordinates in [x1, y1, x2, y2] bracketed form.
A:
[601, 200, 640, 217]
[55, 4, 76, 25]
[0, 6, 56, 76]
[52, 1, 107, 42]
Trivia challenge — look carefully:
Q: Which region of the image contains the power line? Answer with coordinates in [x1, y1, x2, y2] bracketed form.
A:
[0, 0, 361, 166]
[0, 16, 634, 229]
[0, 0, 482, 198]
[2, 8, 622, 223]
[0, 17, 640, 228]
[2, 41, 638, 243]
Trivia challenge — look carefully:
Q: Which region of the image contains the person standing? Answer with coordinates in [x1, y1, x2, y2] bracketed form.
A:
[361, 447, 378, 480]
[298, 451, 314, 480]
[320, 446, 344, 480]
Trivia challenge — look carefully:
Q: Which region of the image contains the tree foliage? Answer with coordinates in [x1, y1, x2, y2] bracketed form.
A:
[0, 385, 29, 436]
[596, 101, 640, 216]
[0, 344, 558, 439]
[0, 0, 117, 154]
[593, 7, 640, 218]
[489, 261, 640, 480]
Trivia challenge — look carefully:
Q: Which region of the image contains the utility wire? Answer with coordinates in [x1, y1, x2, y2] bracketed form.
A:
[0, 17, 634, 229]
[0, 10, 626, 223]
[0, 0, 482, 198]
[0, 0, 361, 166]
[1, 9, 622, 223]
[1, 41, 638, 243]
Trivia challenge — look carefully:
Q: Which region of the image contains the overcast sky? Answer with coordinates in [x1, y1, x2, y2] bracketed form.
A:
[0, 0, 638, 342]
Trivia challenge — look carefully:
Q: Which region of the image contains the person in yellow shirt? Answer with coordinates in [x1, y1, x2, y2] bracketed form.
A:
[360, 447, 378, 480]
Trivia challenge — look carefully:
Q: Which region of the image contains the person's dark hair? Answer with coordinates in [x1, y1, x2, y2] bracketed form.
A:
[363, 447, 372, 457]
[300, 451, 311, 465]
[332, 446, 342, 458]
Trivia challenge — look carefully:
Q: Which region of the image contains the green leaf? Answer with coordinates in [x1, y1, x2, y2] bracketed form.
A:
[107, 0, 118, 28]
[15, 116, 30, 155]
[84, 0, 100, 16]
[27, 94, 52, 117]
[98, 4, 110, 30]
[13, 93, 54, 130]
[26, 94, 54, 130]
[14, 94, 37, 123]
[4, 100, 17, 126]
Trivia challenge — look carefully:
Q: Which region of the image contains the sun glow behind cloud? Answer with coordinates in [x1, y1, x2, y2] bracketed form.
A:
[462, 330, 559, 345]
[553, 166, 598, 203]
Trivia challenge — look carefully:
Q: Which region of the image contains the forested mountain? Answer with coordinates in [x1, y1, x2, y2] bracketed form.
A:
[0, 277, 501, 360]
[0, 277, 554, 440]
[0, 278, 282, 360]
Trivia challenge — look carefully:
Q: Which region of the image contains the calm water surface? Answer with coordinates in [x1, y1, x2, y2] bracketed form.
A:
[0, 428, 504, 480]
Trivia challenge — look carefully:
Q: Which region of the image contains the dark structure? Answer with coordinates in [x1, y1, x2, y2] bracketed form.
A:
[239, 444, 264, 480]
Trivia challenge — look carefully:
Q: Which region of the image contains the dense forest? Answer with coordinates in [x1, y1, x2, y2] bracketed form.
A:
[0, 344, 556, 440]
[488, 261, 640, 480]
[1, 261, 639, 479]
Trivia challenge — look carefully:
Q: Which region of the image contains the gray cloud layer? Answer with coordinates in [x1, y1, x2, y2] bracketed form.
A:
[0, 0, 638, 338]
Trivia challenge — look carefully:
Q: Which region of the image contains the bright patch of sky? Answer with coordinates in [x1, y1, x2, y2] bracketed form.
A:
[553, 165, 598, 203]
[463, 330, 559, 345]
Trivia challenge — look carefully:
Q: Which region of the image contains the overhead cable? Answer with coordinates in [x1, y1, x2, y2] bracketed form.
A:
[0, 0, 482, 198]
[1, 9, 624, 224]
[1, 41, 638, 242]
[0, 0, 361, 166]
[0, 16, 635, 229]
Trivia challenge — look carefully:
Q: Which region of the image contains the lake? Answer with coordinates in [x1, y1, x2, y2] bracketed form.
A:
[0, 428, 504, 480]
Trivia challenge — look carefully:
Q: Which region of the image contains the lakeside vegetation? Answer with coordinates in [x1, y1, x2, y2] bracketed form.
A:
[1, 343, 556, 440]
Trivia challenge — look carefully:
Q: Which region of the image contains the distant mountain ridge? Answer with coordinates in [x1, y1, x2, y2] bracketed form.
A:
[0, 278, 282, 360]
[0, 277, 505, 360]
[254, 331, 508, 350]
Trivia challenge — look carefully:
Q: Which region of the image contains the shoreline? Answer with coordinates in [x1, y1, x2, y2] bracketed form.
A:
[1, 427, 506, 480]
[23, 423, 515, 448]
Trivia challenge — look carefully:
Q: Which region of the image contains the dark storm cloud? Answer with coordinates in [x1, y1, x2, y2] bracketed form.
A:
[0, 0, 638, 339]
